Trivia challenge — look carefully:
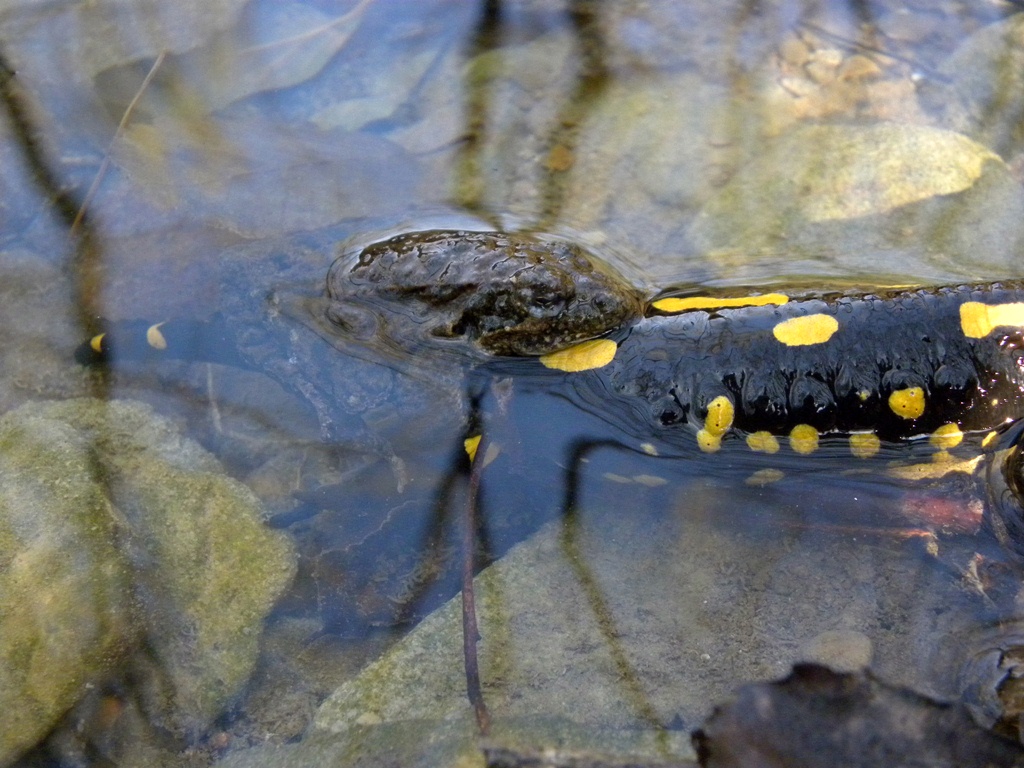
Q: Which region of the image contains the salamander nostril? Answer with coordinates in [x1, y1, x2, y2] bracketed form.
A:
[660, 407, 683, 426]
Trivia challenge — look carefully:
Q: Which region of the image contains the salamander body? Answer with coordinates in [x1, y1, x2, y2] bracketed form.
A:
[77, 229, 1024, 464]
[561, 284, 1024, 458]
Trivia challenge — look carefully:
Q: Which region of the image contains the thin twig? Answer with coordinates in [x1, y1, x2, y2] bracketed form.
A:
[70, 49, 166, 237]
[462, 428, 491, 735]
[240, 0, 373, 55]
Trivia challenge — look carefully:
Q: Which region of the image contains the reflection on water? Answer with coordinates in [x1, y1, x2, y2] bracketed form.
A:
[3, 0, 1024, 765]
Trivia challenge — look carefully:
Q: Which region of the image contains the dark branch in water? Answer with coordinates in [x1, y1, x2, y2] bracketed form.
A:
[463, 409, 492, 735]
[0, 49, 83, 228]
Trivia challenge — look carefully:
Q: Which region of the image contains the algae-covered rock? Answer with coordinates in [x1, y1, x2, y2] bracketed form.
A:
[215, 715, 694, 768]
[688, 123, 1024, 281]
[0, 413, 136, 768]
[0, 399, 297, 763]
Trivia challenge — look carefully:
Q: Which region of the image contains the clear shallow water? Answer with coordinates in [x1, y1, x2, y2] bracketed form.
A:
[3, 0, 1024, 764]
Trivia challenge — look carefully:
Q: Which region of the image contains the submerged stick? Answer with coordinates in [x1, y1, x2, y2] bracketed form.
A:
[462, 428, 491, 735]
[71, 50, 166, 236]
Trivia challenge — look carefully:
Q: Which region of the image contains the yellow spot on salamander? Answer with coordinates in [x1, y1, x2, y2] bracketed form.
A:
[464, 435, 481, 462]
[960, 301, 1024, 338]
[930, 423, 963, 450]
[888, 387, 925, 419]
[857, 390, 871, 402]
[849, 432, 880, 459]
[746, 468, 785, 486]
[931, 449, 953, 464]
[539, 338, 617, 372]
[704, 395, 735, 437]
[652, 293, 790, 313]
[640, 442, 659, 456]
[746, 431, 780, 454]
[790, 424, 819, 454]
[146, 322, 168, 350]
[89, 333, 106, 353]
[981, 430, 999, 449]
[697, 429, 722, 453]
[772, 314, 839, 346]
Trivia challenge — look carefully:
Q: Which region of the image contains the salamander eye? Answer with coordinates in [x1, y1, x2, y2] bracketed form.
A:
[533, 293, 559, 309]
[524, 288, 566, 315]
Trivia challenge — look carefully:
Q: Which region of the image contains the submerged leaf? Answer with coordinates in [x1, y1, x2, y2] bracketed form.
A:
[177, 0, 374, 110]
[105, 114, 421, 237]
[694, 664, 1024, 768]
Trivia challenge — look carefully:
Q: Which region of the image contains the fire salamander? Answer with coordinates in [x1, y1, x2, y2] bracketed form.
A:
[77, 229, 1024, 468]
[552, 283, 1024, 463]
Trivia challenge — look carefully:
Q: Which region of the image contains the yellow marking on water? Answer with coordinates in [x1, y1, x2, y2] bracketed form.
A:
[772, 314, 839, 346]
[633, 474, 668, 487]
[746, 431, 780, 454]
[931, 449, 953, 464]
[746, 468, 785, 487]
[652, 293, 790, 313]
[930, 423, 963, 450]
[888, 387, 925, 419]
[790, 424, 819, 454]
[640, 442, 659, 456]
[849, 432, 880, 459]
[960, 301, 1024, 338]
[704, 395, 735, 437]
[89, 333, 105, 353]
[886, 454, 983, 481]
[464, 435, 481, 462]
[603, 472, 667, 487]
[146, 322, 168, 350]
[539, 338, 617, 372]
[982, 430, 999, 449]
[697, 429, 722, 453]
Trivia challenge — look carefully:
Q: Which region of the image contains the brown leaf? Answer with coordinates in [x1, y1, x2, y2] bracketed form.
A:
[694, 664, 1024, 768]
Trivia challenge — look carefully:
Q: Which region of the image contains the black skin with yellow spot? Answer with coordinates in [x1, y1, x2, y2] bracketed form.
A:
[575, 283, 1024, 448]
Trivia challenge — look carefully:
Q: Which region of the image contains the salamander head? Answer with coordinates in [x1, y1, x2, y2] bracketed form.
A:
[328, 230, 644, 357]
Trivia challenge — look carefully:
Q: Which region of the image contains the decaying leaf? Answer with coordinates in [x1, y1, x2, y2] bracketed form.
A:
[104, 113, 422, 237]
[170, 0, 374, 111]
[693, 664, 1024, 768]
[0, 0, 250, 84]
